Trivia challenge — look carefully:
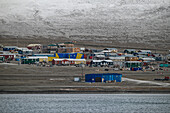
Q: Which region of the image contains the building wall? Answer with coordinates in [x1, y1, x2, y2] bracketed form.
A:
[54, 53, 84, 59]
[85, 73, 122, 83]
[39, 58, 48, 63]
[52, 59, 86, 65]
[21, 58, 39, 64]
[125, 62, 142, 68]
[48, 57, 57, 62]
[125, 57, 139, 61]
[57, 47, 80, 53]
[0, 55, 14, 60]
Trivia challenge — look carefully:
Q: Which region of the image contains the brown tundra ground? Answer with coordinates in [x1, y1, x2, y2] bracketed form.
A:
[0, 63, 170, 94]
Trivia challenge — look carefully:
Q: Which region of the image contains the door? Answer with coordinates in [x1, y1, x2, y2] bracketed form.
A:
[95, 77, 102, 82]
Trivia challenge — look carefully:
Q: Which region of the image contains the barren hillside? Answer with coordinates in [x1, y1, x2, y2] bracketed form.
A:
[0, 0, 170, 49]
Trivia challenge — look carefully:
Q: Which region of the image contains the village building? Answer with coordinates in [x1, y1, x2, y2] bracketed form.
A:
[125, 56, 139, 61]
[124, 49, 136, 54]
[27, 44, 42, 50]
[3, 46, 18, 51]
[104, 48, 118, 53]
[52, 59, 86, 66]
[21, 57, 39, 64]
[91, 60, 113, 67]
[85, 73, 122, 83]
[57, 47, 80, 53]
[57, 42, 74, 48]
[125, 61, 142, 68]
[28, 56, 48, 63]
[16, 47, 33, 55]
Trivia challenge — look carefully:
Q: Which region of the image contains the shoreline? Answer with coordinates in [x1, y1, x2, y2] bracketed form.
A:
[1, 90, 170, 94]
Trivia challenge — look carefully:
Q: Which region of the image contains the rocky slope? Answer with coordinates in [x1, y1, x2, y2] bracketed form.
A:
[0, 0, 170, 49]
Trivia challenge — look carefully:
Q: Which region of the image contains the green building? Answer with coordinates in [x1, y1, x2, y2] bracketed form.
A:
[0, 56, 4, 62]
[125, 61, 142, 68]
[21, 58, 39, 64]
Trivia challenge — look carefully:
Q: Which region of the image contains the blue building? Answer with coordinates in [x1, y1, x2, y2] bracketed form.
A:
[85, 73, 122, 83]
[3, 46, 18, 51]
[54, 53, 84, 59]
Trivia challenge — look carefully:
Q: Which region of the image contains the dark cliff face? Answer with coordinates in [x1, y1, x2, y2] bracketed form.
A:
[0, 0, 170, 49]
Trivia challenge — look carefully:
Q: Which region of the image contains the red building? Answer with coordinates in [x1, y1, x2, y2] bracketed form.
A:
[0, 54, 15, 61]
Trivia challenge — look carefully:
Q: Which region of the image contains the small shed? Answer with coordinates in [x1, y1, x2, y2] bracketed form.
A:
[85, 73, 122, 83]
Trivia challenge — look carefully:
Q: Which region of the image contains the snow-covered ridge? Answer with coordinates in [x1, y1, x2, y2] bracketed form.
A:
[0, 0, 169, 46]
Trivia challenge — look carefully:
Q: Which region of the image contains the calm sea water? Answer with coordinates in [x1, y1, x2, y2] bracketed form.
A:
[0, 94, 170, 113]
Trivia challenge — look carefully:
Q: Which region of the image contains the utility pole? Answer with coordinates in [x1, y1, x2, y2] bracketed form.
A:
[81, 63, 85, 81]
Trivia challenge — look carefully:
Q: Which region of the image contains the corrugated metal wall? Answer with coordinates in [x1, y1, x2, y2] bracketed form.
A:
[85, 73, 122, 83]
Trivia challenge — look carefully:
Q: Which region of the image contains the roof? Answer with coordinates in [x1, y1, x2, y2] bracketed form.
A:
[125, 54, 135, 57]
[64, 42, 74, 44]
[106, 48, 117, 50]
[34, 54, 53, 56]
[0, 54, 15, 55]
[125, 49, 136, 51]
[53, 59, 86, 61]
[139, 50, 151, 53]
[94, 52, 104, 55]
[16, 48, 33, 51]
[141, 58, 155, 61]
[108, 53, 117, 55]
[85, 73, 122, 76]
[27, 44, 41, 47]
[48, 44, 57, 46]
[57, 42, 74, 45]
[23, 57, 39, 59]
[4, 46, 18, 48]
[101, 50, 112, 53]
[125, 61, 141, 63]
[138, 52, 149, 55]
[28, 56, 48, 59]
[95, 55, 105, 58]
[137, 55, 147, 58]
[92, 60, 113, 62]
[109, 57, 125, 60]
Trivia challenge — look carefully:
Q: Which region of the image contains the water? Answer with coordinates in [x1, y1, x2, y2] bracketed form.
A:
[0, 94, 170, 113]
